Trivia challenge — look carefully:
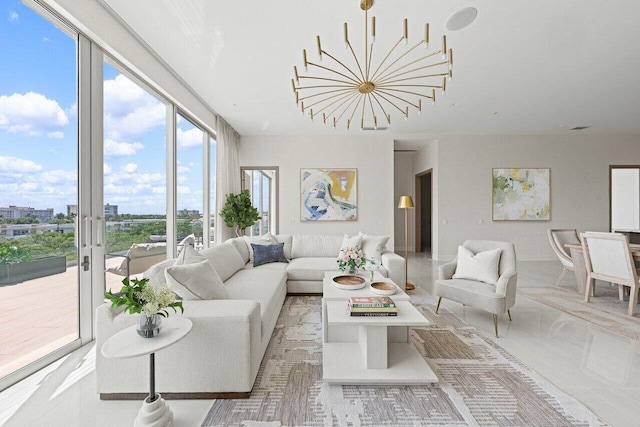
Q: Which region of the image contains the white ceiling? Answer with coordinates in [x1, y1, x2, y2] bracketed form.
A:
[102, 0, 640, 138]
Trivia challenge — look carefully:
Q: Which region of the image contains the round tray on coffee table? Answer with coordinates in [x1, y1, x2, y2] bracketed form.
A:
[332, 275, 366, 290]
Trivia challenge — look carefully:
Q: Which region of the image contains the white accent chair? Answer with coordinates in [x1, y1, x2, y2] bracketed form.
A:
[434, 240, 517, 338]
[582, 232, 640, 316]
[548, 229, 580, 286]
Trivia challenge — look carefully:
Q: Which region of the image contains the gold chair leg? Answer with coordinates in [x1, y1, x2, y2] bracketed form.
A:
[493, 314, 499, 338]
[435, 297, 442, 314]
[507, 310, 512, 321]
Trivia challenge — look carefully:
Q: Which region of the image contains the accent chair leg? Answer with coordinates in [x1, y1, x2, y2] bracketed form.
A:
[619, 285, 625, 301]
[555, 268, 568, 286]
[507, 310, 512, 321]
[435, 297, 442, 314]
[584, 275, 593, 302]
[493, 314, 499, 338]
[628, 286, 639, 317]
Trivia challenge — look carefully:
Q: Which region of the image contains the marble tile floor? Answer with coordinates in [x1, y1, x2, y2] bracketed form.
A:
[0, 254, 638, 426]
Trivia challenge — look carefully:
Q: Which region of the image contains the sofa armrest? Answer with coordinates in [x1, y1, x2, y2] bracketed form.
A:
[438, 261, 457, 280]
[495, 271, 518, 309]
[95, 299, 262, 394]
[381, 251, 405, 290]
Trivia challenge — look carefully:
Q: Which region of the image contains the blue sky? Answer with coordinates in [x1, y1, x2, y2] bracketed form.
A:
[0, 1, 214, 216]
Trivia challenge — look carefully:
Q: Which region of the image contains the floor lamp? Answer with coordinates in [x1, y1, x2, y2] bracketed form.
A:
[398, 195, 415, 291]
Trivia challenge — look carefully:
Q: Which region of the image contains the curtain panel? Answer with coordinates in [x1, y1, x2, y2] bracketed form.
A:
[215, 117, 241, 244]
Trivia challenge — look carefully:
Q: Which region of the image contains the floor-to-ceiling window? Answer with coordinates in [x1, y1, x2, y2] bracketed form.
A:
[103, 62, 167, 292]
[209, 136, 217, 246]
[0, 1, 80, 380]
[176, 114, 205, 248]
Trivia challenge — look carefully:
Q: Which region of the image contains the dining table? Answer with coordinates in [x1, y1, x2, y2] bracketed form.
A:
[564, 243, 640, 295]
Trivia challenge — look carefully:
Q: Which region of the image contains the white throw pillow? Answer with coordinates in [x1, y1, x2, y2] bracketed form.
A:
[174, 245, 206, 266]
[452, 246, 502, 285]
[164, 260, 228, 300]
[243, 232, 277, 263]
[362, 234, 390, 260]
[340, 233, 363, 252]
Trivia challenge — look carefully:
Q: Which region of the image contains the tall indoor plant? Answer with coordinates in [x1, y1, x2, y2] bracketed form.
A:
[219, 190, 262, 237]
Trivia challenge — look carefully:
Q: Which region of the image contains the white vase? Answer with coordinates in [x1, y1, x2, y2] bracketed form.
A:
[137, 313, 162, 338]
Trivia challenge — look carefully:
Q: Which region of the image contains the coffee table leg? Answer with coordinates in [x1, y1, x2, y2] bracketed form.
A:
[133, 352, 174, 427]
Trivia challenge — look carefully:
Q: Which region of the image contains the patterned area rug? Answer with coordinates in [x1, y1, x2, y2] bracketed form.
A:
[202, 290, 604, 426]
[520, 285, 640, 342]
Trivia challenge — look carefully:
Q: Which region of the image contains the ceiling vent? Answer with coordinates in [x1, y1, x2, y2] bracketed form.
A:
[570, 126, 590, 131]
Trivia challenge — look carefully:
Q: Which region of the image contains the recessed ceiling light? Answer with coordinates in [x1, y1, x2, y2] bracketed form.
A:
[570, 126, 590, 131]
[446, 7, 478, 32]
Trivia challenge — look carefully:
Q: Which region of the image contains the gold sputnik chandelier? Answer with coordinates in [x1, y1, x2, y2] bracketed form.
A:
[292, 0, 453, 130]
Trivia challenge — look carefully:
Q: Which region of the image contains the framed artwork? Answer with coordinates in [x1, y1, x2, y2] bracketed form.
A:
[301, 168, 357, 221]
[492, 168, 550, 221]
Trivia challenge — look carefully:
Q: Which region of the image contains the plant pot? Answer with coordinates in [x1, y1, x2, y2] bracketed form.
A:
[0, 255, 67, 286]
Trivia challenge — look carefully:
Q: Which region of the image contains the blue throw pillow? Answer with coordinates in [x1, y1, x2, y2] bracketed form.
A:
[251, 242, 289, 267]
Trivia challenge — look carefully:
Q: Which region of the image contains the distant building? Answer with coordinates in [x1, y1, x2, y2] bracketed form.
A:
[0, 206, 53, 221]
[178, 209, 200, 217]
[104, 204, 118, 217]
[67, 205, 78, 217]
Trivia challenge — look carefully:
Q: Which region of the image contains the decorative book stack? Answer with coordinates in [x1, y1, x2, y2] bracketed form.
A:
[348, 296, 397, 316]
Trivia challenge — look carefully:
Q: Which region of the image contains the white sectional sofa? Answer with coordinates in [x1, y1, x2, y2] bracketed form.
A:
[95, 234, 404, 399]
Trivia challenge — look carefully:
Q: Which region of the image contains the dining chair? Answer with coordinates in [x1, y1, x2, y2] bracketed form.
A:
[582, 232, 640, 316]
[547, 229, 580, 286]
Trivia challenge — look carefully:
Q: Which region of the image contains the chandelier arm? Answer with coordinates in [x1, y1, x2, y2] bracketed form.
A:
[370, 91, 410, 115]
[326, 92, 361, 125]
[369, 92, 391, 124]
[360, 92, 367, 129]
[298, 88, 357, 104]
[376, 71, 448, 86]
[374, 53, 444, 84]
[376, 89, 421, 109]
[348, 96, 364, 129]
[366, 93, 377, 124]
[296, 84, 355, 90]
[368, 37, 404, 82]
[370, 39, 424, 82]
[377, 80, 446, 88]
[334, 92, 361, 127]
[376, 87, 435, 100]
[364, 7, 369, 82]
[366, 42, 375, 83]
[347, 42, 367, 81]
[307, 60, 361, 84]
[299, 75, 360, 86]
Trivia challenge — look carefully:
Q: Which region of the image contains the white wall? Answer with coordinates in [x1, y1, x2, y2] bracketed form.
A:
[240, 136, 395, 249]
[41, 0, 217, 130]
[394, 153, 414, 252]
[414, 135, 640, 261]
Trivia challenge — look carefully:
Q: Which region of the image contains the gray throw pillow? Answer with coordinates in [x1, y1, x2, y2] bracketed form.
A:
[251, 243, 289, 267]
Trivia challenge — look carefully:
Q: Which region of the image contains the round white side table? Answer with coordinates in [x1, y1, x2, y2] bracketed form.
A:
[101, 316, 192, 427]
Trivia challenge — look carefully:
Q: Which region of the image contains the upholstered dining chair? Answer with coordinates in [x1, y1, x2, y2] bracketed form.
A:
[582, 232, 640, 316]
[434, 240, 517, 338]
[547, 229, 580, 286]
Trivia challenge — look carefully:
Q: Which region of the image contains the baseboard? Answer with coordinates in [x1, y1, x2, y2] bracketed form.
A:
[99, 391, 250, 400]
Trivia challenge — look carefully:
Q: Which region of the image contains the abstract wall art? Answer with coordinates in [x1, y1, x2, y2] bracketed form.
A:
[492, 168, 550, 221]
[301, 168, 357, 221]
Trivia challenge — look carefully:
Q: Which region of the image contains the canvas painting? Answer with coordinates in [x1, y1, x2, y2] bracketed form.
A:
[492, 168, 550, 221]
[301, 169, 357, 221]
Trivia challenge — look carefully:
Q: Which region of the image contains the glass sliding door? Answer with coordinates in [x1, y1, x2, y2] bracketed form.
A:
[0, 3, 79, 380]
[242, 168, 278, 236]
[103, 62, 168, 293]
[176, 114, 205, 250]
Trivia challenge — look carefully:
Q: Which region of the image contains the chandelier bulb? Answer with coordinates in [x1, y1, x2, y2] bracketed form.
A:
[303, 49, 308, 71]
[448, 70, 453, 82]
[403, 18, 408, 43]
[317, 36, 322, 61]
[442, 35, 447, 60]
[344, 23, 349, 49]
[441, 77, 447, 95]
[310, 109, 314, 121]
[424, 23, 430, 47]
[371, 16, 376, 44]
[432, 89, 436, 105]
[294, 66, 299, 84]
[418, 99, 422, 115]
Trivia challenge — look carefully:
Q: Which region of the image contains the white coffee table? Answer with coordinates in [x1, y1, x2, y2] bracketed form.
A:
[322, 272, 438, 385]
[102, 317, 192, 427]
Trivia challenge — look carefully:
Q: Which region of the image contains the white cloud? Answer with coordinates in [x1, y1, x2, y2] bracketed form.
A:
[177, 185, 191, 194]
[0, 92, 69, 138]
[47, 131, 64, 139]
[42, 37, 50, 42]
[41, 169, 76, 185]
[103, 74, 165, 139]
[177, 166, 190, 174]
[104, 163, 112, 174]
[0, 156, 43, 173]
[104, 138, 144, 157]
[9, 11, 18, 21]
[122, 163, 138, 173]
[177, 127, 203, 149]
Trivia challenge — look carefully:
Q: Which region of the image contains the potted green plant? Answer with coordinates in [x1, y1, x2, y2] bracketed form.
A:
[219, 189, 262, 237]
[0, 245, 67, 286]
[104, 278, 184, 338]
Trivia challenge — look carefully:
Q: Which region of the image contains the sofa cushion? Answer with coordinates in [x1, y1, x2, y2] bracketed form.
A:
[286, 257, 341, 281]
[200, 242, 245, 282]
[362, 234, 390, 260]
[244, 262, 288, 271]
[244, 233, 277, 263]
[452, 246, 501, 285]
[275, 235, 293, 260]
[291, 235, 343, 258]
[143, 259, 175, 289]
[224, 269, 287, 335]
[175, 245, 207, 266]
[341, 233, 363, 252]
[227, 237, 250, 264]
[165, 260, 228, 300]
[434, 278, 504, 314]
[252, 243, 289, 267]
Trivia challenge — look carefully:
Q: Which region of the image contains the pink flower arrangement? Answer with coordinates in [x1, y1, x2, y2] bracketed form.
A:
[337, 246, 366, 273]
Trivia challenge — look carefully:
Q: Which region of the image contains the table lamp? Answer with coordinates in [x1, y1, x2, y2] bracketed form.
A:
[398, 195, 415, 291]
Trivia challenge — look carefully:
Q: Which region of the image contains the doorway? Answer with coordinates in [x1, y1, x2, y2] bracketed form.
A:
[415, 170, 432, 253]
[241, 167, 279, 235]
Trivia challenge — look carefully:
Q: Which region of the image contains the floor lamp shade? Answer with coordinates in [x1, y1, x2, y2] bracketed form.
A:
[398, 195, 414, 290]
